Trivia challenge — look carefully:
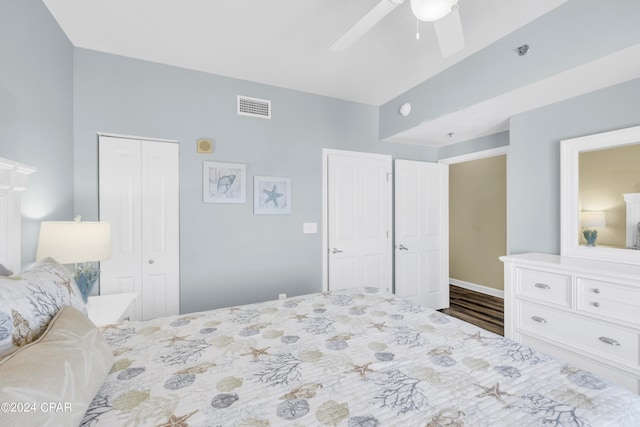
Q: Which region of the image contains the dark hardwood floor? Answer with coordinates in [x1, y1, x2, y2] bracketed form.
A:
[439, 285, 504, 336]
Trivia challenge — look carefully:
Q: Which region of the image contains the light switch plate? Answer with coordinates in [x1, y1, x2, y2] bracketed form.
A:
[303, 222, 318, 234]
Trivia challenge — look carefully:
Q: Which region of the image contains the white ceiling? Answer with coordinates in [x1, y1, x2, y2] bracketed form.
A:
[42, 0, 633, 147]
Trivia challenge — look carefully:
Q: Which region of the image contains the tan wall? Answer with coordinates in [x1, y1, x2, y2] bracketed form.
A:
[579, 144, 640, 247]
[449, 155, 506, 291]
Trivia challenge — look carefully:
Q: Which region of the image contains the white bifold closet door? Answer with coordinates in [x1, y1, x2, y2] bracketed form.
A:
[99, 135, 180, 320]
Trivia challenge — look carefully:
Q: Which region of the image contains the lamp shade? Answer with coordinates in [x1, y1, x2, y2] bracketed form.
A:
[36, 221, 111, 264]
[580, 211, 606, 228]
[410, 0, 454, 22]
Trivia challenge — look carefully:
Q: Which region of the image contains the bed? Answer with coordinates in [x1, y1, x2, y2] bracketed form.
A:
[82, 286, 640, 426]
[4, 269, 640, 427]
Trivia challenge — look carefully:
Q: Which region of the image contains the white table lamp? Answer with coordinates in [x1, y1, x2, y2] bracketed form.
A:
[36, 217, 111, 301]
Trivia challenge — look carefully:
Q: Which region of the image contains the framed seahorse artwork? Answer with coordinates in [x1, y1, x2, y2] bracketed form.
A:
[203, 161, 246, 203]
[254, 176, 291, 215]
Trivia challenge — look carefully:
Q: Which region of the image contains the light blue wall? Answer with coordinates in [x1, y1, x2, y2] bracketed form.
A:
[0, 0, 74, 266]
[509, 78, 640, 255]
[380, 0, 640, 140]
[73, 49, 434, 312]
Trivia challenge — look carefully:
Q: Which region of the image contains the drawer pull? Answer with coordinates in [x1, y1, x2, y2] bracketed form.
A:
[531, 316, 547, 324]
[592, 302, 600, 308]
[593, 288, 600, 294]
[534, 283, 551, 290]
[598, 336, 620, 347]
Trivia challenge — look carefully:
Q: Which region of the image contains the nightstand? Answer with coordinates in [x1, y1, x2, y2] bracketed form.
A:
[87, 293, 137, 327]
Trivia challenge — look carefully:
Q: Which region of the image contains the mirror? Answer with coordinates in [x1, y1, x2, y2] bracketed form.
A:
[561, 125, 640, 264]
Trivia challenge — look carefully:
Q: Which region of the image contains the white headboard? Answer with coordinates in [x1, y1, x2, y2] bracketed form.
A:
[0, 158, 36, 273]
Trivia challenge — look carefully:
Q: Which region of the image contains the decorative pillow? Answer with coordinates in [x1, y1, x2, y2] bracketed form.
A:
[0, 306, 113, 427]
[0, 257, 87, 357]
[0, 263, 13, 276]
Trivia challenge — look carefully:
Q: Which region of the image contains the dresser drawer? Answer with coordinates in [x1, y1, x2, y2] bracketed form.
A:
[577, 278, 640, 326]
[516, 267, 571, 306]
[519, 332, 640, 394]
[518, 301, 639, 366]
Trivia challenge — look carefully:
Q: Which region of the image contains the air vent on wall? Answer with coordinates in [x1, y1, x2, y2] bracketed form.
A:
[237, 95, 271, 119]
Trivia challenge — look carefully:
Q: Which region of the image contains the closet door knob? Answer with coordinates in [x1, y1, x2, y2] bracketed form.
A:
[398, 244, 409, 251]
[148, 259, 154, 264]
[331, 248, 343, 254]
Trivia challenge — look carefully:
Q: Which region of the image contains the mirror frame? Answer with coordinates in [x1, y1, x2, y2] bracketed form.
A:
[561, 125, 640, 264]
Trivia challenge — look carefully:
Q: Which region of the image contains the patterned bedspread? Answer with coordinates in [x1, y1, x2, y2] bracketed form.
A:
[82, 287, 640, 426]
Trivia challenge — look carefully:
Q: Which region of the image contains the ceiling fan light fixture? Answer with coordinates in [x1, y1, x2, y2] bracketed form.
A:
[410, 0, 454, 22]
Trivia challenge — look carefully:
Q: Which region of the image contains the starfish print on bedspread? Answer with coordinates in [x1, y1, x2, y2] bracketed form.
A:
[163, 335, 190, 345]
[157, 410, 198, 427]
[241, 346, 271, 362]
[464, 331, 494, 344]
[475, 382, 512, 408]
[291, 313, 309, 321]
[369, 321, 387, 331]
[347, 362, 374, 379]
[281, 383, 323, 400]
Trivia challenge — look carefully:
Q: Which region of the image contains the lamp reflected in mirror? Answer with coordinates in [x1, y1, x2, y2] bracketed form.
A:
[580, 211, 606, 246]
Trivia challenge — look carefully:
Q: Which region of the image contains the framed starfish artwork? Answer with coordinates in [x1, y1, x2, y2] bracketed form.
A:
[254, 176, 291, 214]
[203, 161, 246, 203]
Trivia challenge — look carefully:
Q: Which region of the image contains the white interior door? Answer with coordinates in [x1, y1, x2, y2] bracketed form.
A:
[327, 151, 392, 292]
[395, 159, 449, 309]
[99, 135, 180, 320]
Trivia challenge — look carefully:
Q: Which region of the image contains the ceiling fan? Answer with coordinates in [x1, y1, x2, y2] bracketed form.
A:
[330, 0, 465, 57]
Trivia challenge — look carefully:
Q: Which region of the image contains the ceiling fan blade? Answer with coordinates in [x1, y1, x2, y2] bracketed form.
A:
[330, 0, 404, 52]
[433, 6, 465, 57]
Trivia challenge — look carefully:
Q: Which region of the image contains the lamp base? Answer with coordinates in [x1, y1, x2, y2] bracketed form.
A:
[74, 262, 99, 303]
[583, 229, 598, 246]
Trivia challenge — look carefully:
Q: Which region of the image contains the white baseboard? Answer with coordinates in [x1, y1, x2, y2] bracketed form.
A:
[449, 278, 504, 299]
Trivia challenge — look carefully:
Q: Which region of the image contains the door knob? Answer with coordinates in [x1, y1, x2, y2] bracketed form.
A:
[148, 259, 154, 264]
[331, 248, 343, 254]
[398, 244, 408, 250]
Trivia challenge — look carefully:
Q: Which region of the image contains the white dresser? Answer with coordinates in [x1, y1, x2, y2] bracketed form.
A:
[501, 253, 640, 394]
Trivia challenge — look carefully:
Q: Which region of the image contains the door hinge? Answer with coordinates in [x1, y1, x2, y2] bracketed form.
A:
[386, 172, 392, 182]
